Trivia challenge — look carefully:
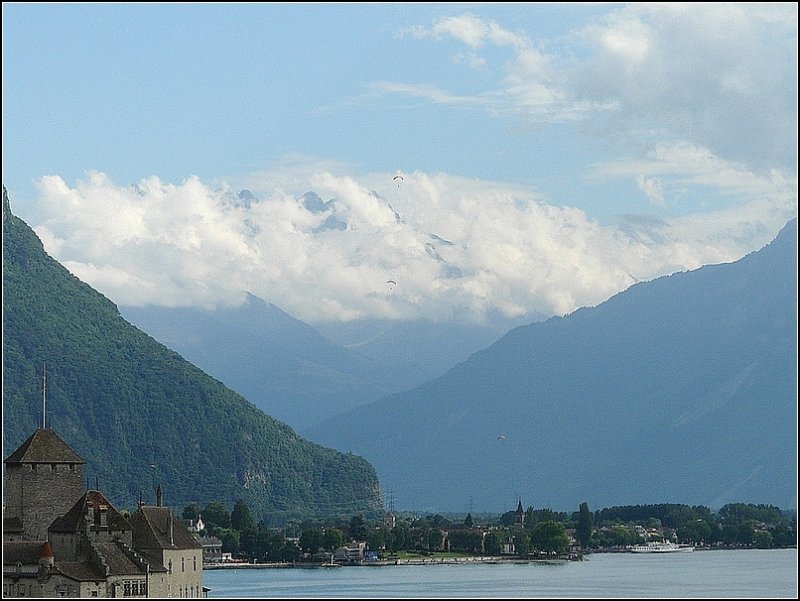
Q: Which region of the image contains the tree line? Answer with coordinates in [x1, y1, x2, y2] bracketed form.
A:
[182, 499, 796, 563]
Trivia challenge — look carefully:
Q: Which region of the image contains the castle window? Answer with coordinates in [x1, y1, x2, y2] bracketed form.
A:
[194, 555, 197, 570]
[182, 556, 185, 571]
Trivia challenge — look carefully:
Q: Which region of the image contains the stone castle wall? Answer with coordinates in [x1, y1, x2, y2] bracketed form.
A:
[6, 462, 85, 540]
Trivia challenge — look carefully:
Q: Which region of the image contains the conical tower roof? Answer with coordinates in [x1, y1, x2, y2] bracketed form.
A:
[4, 428, 85, 464]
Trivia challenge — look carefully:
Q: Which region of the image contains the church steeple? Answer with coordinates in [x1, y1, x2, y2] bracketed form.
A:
[515, 499, 525, 528]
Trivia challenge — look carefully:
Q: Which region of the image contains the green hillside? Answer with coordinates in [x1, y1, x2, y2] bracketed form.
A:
[2, 186, 382, 523]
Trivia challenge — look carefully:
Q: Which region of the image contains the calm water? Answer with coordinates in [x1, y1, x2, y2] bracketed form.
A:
[204, 549, 797, 598]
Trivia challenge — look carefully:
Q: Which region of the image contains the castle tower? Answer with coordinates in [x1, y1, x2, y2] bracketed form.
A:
[3, 429, 86, 541]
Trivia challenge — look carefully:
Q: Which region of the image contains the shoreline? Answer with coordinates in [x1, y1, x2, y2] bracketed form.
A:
[203, 545, 796, 570]
[204, 556, 574, 570]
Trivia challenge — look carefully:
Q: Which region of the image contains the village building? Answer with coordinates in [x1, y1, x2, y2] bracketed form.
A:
[182, 515, 205, 535]
[129, 486, 204, 598]
[333, 541, 367, 564]
[2, 427, 205, 598]
[198, 536, 223, 564]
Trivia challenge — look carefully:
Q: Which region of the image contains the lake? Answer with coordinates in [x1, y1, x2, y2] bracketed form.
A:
[204, 549, 797, 598]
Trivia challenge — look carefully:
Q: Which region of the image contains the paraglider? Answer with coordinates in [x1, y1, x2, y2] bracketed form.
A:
[496, 435, 506, 441]
[386, 280, 397, 290]
[393, 174, 404, 188]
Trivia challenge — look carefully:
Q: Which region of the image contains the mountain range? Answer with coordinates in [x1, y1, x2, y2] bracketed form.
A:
[5, 177, 795, 517]
[2, 186, 381, 523]
[120, 298, 509, 431]
[307, 219, 798, 513]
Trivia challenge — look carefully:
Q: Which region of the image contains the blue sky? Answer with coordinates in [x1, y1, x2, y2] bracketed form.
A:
[3, 3, 797, 324]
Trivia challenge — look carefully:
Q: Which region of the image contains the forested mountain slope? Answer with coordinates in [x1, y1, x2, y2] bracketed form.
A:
[3, 186, 381, 523]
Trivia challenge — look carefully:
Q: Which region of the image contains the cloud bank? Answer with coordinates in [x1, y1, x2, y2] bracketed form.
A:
[28, 164, 795, 325]
[396, 4, 797, 172]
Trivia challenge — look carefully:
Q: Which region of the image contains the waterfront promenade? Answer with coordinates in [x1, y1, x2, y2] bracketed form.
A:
[204, 555, 573, 569]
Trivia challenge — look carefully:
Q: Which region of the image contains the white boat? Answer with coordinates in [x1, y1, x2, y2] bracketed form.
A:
[629, 541, 694, 553]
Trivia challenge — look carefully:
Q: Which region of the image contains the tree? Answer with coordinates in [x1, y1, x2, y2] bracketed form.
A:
[240, 526, 273, 560]
[203, 500, 231, 530]
[299, 528, 324, 554]
[664, 505, 698, 529]
[427, 528, 444, 551]
[388, 523, 410, 553]
[577, 502, 593, 548]
[182, 502, 201, 521]
[721, 524, 739, 545]
[677, 520, 712, 545]
[262, 529, 290, 562]
[366, 528, 386, 552]
[281, 538, 302, 562]
[448, 530, 482, 553]
[499, 510, 517, 527]
[322, 528, 344, 552]
[754, 530, 773, 549]
[514, 532, 530, 557]
[529, 521, 569, 556]
[349, 515, 369, 541]
[525, 508, 567, 530]
[483, 531, 502, 556]
[216, 528, 240, 554]
[737, 523, 755, 546]
[231, 499, 256, 532]
[770, 522, 797, 547]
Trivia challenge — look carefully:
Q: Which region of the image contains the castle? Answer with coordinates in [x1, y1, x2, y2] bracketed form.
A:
[2, 428, 204, 598]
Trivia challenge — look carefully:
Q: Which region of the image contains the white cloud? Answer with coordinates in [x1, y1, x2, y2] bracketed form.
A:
[637, 174, 665, 207]
[453, 52, 487, 70]
[29, 166, 795, 325]
[406, 13, 528, 49]
[596, 141, 798, 209]
[368, 81, 493, 107]
[572, 3, 798, 169]
[390, 6, 797, 167]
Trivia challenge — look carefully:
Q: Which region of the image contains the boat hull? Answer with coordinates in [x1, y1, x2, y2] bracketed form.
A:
[630, 543, 694, 553]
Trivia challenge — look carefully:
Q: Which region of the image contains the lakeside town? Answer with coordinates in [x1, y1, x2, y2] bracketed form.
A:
[192, 498, 796, 569]
[2, 424, 796, 598]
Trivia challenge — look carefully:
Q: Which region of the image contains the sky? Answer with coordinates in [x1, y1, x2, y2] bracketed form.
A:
[2, 3, 797, 325]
